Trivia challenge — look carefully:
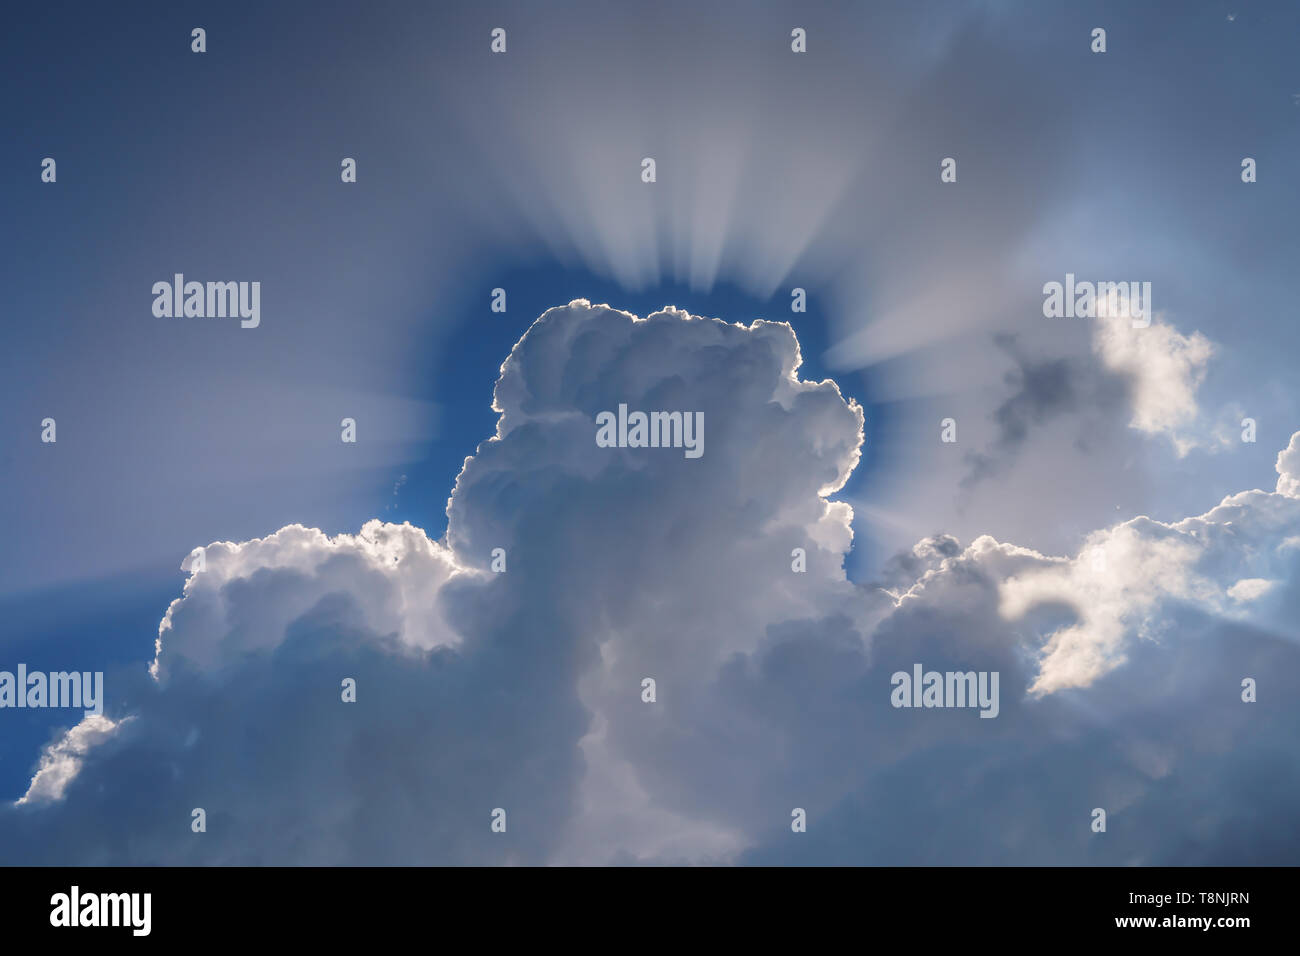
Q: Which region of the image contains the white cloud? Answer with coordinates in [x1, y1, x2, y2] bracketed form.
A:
[994, 467, 1300, 693]
[1091, 300, 1214, 455]
[1277, 431, 1300, 497]
[6, 302, 869, 864]
[6, 302, 1300, 866]
[1228, 578, 1276, 602]
[154, 521, 471, 682]
[18, 715, 126, 806]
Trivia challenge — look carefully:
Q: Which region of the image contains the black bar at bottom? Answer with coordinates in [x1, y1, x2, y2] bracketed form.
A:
[0, 866, 1280, 942]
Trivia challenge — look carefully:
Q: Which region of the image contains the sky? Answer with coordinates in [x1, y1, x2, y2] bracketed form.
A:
[1, 0, 1298, 864]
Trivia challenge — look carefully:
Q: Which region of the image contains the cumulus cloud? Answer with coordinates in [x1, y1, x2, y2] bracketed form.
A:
[1092, 300, 1215, 455]
[18, 715, 126, 806]
[1277, 431, 1300, 497]
[157, 521, 470, 680]
[3, 301, 1298, 866]
[999, 481, 1300, 693]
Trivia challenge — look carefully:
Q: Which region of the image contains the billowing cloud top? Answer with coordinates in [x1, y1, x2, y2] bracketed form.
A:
[4, 302, 1299, 865]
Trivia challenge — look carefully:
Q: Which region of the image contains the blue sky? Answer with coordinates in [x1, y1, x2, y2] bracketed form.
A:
[2, 0, 1298, 863]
